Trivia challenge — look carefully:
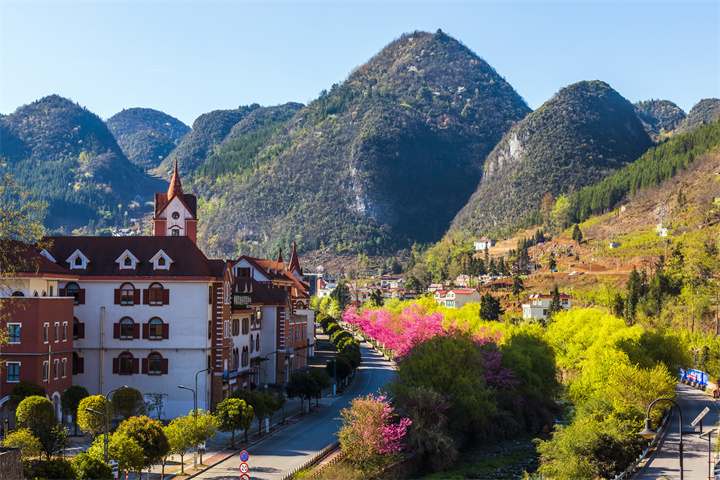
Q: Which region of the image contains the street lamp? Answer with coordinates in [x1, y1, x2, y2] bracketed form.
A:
[178, 384, 198, 470]
[700, 427, 718, 480]
[103, 385, 127, 465]
[85, 408, 107, 462]
[261, 349, 292, 384]
[195, 367, 212, 415]
[638, 397, 686, 480]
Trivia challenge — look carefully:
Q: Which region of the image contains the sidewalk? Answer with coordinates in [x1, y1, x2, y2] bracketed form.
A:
[66, 330, 345, 479]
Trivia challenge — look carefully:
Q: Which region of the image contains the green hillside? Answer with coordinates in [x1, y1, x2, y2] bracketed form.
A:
[634, 99, 686, 139]
[449, 81, 653, 238]
[678, 98, 720, 133]
[106, 108, 190, 170]
[194, 30, 531, 259]
[0, 95, 166, 231]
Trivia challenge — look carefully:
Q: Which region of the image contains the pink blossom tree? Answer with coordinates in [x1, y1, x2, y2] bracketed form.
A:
[337, 393, 411, 473]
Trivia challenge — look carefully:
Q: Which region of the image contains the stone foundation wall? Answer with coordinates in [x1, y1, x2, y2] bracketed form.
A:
[0, 447, 24, 480]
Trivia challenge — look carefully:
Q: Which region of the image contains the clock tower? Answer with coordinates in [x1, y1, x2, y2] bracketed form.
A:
[152, 159, 198, 243]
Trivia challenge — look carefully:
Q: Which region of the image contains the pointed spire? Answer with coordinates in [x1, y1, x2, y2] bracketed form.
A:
[289, 242, 301, 272]
[167, 158, 183, 199]
[277, 248, 283, 264]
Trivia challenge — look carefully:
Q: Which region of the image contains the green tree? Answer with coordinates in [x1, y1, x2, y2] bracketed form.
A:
[16, 395, 58, 459]
[61, 385, 89, 436]
[191, 409, 218, 465]
[77, 395, 112, 438]
[308, 369, 331, 406]
[330, 281, 351, 312]
[115, 415, 169, 477]
[231, 390, 268, 436]
[572, 224, 583, 243]
[546, 285, 563, 320]
[479, 292, 504, 321]
[89, 431, 144, 478]
[625, 267, 644, 321]
[32, 458, 77, 480]
[286, 372, 319, 414]
[71, 453, 113, 480]
[511, 274, 525, 301]
[2, 427, 41, 464]
[111, 387, 145, 421]
[164, 417, 194, 475]
[369, 288, 384, 307]
[404, 274, 422, 293]
[216, 397, 254, 448]
[7, 381, 46, 411]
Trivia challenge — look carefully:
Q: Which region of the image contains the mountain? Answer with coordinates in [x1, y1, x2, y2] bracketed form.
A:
[0, 95, 166, 231]
[106, 108, 190, 170]
[678, 99, 720, 133]
[449, 81, 653, 237]
[162, 105, 262, 175]
[634, 100, 686, 139]
[190, 102, 304, 179]
[192, 30, 532, 259]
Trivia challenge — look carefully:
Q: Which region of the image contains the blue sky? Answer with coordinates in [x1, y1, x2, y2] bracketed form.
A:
[1, 1, 718, 126]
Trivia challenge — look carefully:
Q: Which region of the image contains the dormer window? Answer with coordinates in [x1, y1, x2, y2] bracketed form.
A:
[66, 250, 90, 270]
[116, 250, 139, 270]
[149, 250, 173, 271]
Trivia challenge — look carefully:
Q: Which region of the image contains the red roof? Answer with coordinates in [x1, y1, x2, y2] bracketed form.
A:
[45, 236, 224, 278]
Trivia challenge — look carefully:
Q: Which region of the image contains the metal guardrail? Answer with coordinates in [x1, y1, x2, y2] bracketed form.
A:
[611, 409, 672, 480]
[280, 441, 341, 480]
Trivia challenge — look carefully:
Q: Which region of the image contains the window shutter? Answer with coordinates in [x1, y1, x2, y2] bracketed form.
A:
[113, 323, 120, 339]
[142, 358, 148, 374]
[112, 358, 119, 374]
[132, 358, 139, 374]
[133, 324, 140, 339]
[161, 358, 168, 375]
[143, 289, 149, 305]
[78, 289, 86, 305]
[114, 289, 121, 305]
[133, 290, 140, 304]
[163, 289, 170, 305]
[162, 324, 169, 340]
[142, 323, 149, 339]
[78, 323, 85, 339]
[78, 357, 85, 374]
[59, 288, 66, 297]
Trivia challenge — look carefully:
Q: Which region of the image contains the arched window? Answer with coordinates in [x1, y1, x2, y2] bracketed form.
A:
[250, 337, 254, 353]
[120, 283, 135, 305]
[33, 291, 38, 297]
[73, 317, 85, 340]
[124, 257, 132, 267]
[148, 353, 163, 375]
[256, 333, 260, 351]
[241, 346, 249, 367]
[118, 352, 134, 375]
[11, 291, 24, 297]
[148, 283, 164, 306]
[120, 317, 135, 339]
[72, 352, 84, 375]
[65, 283, 80, 305]
[148, 318, 164, 340]
[242, 318, 249, 335]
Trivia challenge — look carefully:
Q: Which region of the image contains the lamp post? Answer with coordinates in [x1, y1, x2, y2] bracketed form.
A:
[700, 427, 718, 480]
[104, 385, 127, 465]
[261, 349, 292, 384]
[194, 367, 212, 414]
[178, 384, 198, 470]
[638, 397, 686, 480]
[85, 408, 107, 463]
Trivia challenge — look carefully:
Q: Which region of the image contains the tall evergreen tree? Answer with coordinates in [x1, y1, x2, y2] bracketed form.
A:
[546, 285, 563, 320]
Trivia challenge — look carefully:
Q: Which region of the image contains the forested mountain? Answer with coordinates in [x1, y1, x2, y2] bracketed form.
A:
[678, 99, 720, 133]
[162, 105, 264, 175]
[449, 81, 653, 237]
[0, 95, 166, 231]
[634, 100, 686, 139]
[106, 108, 190, 170]
[191, 30, 531, 259]
[190, 102, 304, 179]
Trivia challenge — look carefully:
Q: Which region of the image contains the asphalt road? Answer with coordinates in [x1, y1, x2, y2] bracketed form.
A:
[194, 340, 396, 480]
[633, 382, 720, 480]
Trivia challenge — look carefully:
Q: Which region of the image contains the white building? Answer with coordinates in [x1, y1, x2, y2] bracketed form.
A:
[433, 289, 481, 308]
[474, 236, 496, 251]
[522, 292, 573, 321]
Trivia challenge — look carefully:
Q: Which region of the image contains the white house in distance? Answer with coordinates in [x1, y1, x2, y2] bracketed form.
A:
[522, 292, 573, 321]
[474, 236, 496, 251]
[434, 289, 481, 308]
